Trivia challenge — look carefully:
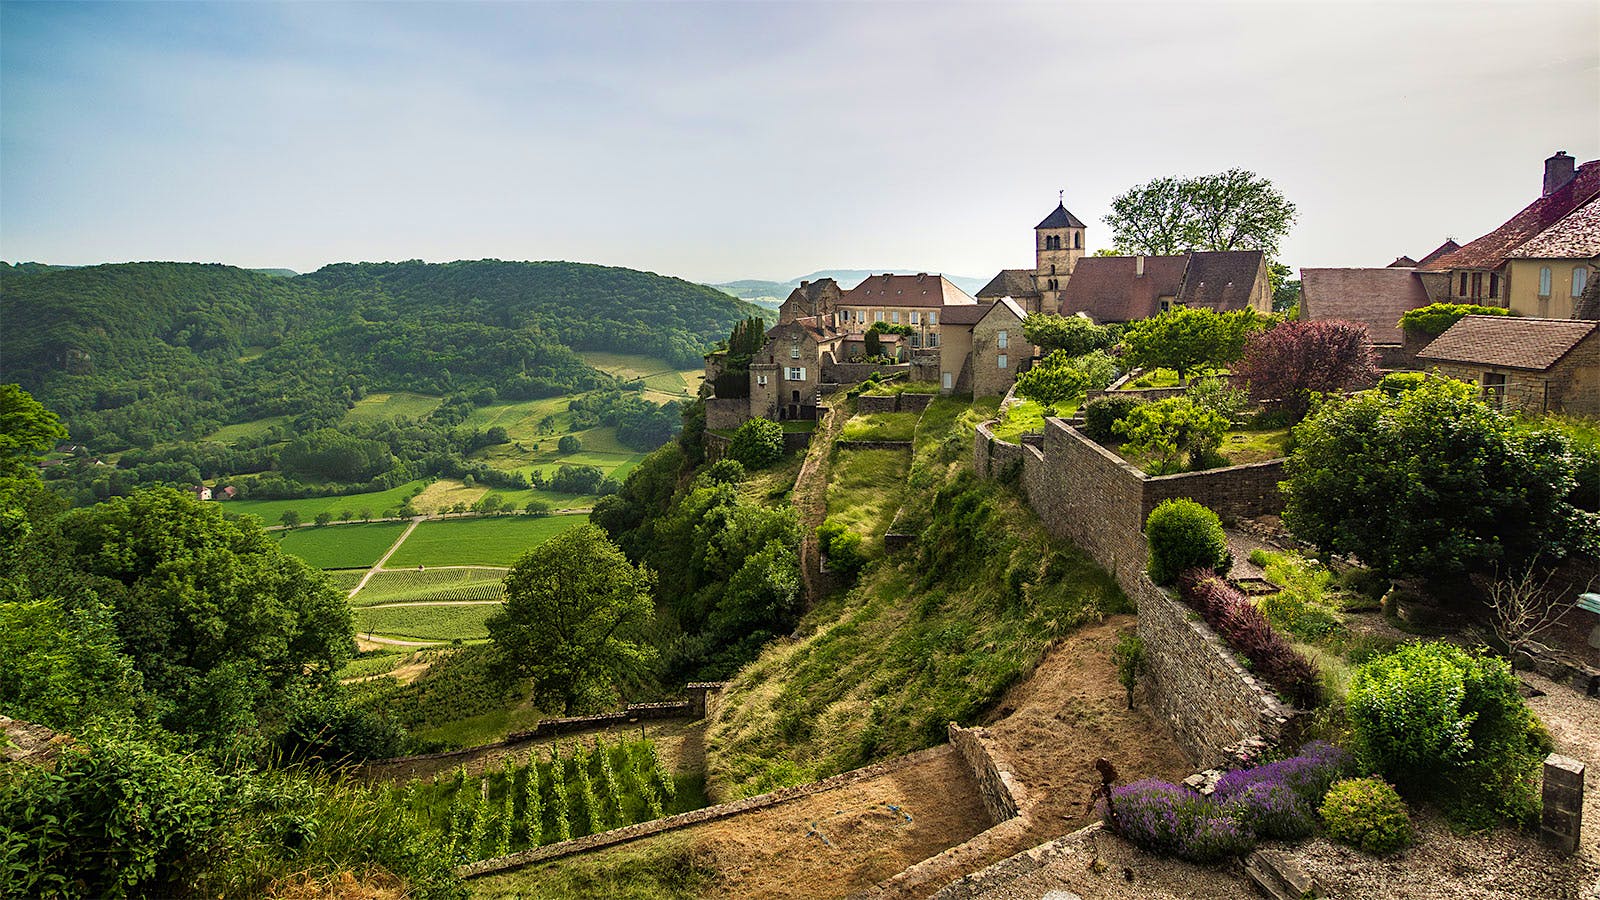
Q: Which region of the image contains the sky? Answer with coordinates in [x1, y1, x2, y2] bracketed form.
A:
[2, 1, 1597, 284]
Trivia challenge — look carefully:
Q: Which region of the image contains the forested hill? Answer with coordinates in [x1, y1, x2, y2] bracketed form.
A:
[0, 259, 762, 450]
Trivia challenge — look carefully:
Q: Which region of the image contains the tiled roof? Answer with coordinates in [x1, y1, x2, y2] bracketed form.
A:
[1507, 196, 1600, 259]
[1299, 268, 1431, 344]
[1178, 250, 1266, 310]
[1417, 315, 1598, 371]
[940, 303, 992, 326]
[776, 316, 839, 343]
[1059, 255, 1187, 322]
[1036, 202, 1087, 230]
[784, 277, 842, 305]
[841, 273, 977, 308]
[1388, 256, 1419, 268]
[1421, 161, 1600, 271]
[1415, 239, 1461, 267]
[976, 268, 1040, 299]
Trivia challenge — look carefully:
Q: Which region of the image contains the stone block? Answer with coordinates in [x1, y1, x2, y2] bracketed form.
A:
[1541, 754, 1585, 855]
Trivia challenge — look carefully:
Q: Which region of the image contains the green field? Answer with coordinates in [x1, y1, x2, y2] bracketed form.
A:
[275, 521, 410, 569]
[384, 514, 589, 567]
[579, 351, 703, 403]
[824, 448, 912, 549]
[203, 415, 291, 445]
[325, 570, 366, 595]
[227, 480, 429, 526]
[354, 602, 499, 642]
[350, 567, 508, 607]
[839, 412, 919, 442]
[343, 392, 443, 423]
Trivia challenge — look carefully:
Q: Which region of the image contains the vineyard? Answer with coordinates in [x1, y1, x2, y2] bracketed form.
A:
[397, 737, 703, 863]
[385, 514, 589, 568]
[349, 567, 509, 607]
[354, 602, 500, 642]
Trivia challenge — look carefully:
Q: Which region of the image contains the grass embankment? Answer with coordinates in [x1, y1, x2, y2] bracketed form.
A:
[274, 521, 411, 569]
[860, 380, 940, 397]
[707, 395, 1126, 799]
[838, 412, 919, 442]
[988, 397, 1081, 443]
[470, 839, 716, 900]
[385, 514, 588, 567]
[824, 449, 910, 551]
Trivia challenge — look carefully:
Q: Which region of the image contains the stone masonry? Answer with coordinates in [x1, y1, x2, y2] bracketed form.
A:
[1541, 753, 1586, 854]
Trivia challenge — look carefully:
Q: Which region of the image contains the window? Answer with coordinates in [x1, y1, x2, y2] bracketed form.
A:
[756, 374, 767, 386]
[910, 312, 921, 325]
[928, 310, 937, 325]
[1074, 232, 1081, 249]
[1489, 273, 1500, 299]
[786, 366, 806, 381]
[1471, 272, 1482, 298]
[910, 333, 921, 349]
[928, 332, 940, 347]
[997, 354, 1008, 369]
[1482, 372, 1506, 409]
[875, 310, 884, 322]
[942, 372, 953, 390]
[1574, 267, 1589, 297]
[891, 311, 900, 324]
[790, 343, 800, 359]
[1459, 273, 1469, 296]
[1540, 266, 1552, 297]
[997, 330, 1008, 349]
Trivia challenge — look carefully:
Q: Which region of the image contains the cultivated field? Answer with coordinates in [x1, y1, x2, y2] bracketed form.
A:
[384, 514, 588, 567]
[227, 480, 428, 526]
[349, 567, 508, 607]
[579, 351, 703, 404]
[354, 602, 499, 642]
[275, 521, 411, 569]
[342, 391, 444, 423]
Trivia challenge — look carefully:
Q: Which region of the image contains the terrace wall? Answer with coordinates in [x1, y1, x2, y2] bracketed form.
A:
[825, 362, 913, 384]
[856, 392, 938, 414]
[705, 397, 749, 431]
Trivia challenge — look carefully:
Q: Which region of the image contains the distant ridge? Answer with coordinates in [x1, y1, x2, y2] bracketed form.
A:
[709, 269, 989, 302]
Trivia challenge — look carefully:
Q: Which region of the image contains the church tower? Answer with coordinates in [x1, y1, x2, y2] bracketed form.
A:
[1034, 196, 1086, 315]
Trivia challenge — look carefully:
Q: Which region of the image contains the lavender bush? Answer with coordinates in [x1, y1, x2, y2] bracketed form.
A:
[1104, 779, 1254, 862]
[1213, 740, 1350, 806]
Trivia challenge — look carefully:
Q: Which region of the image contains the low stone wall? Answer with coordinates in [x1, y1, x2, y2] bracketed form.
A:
[825, 362, 912, 384]
[973, 423, 1026, 480]
[1133, 573, 1298, 767]
[703, 431, 730, 462]
[1147, 458, 1287, 522]
[948, 724, 1028, 824]
[705, 397, 748, 430]
[460, 744, 955, 878]
[857, 392, 938, 413]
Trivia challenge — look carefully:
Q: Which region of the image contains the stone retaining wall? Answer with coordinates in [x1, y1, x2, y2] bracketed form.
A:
[948, 724, 1028, 824]
[459, 744, 956, 878]
[837, 439, 916, 452]
[857, 392, 938, 413]
[1133, 574, 1297, 766]
[826, 362, 912, 383]
[705, 397, 748, 430]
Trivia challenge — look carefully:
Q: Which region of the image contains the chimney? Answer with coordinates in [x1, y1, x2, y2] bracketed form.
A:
[801, 280, 810, 289]
[1545, 151, 1576, 197]
[1135, 255, 1145, 278]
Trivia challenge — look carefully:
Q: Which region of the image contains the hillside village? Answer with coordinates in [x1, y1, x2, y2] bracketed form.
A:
[3, 152, 1600, 896]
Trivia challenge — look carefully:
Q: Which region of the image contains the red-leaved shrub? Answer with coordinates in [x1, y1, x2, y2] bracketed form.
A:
[1178, 569, 1322, 707]
[1233, 319, 1379, 420]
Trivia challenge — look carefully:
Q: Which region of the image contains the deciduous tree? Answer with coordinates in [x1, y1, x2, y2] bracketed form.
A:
[1106, 169, 1297, 260]
[1120, 307, 1259, 382]
[0, 384, 68, 478]
[487, 525, 656, 714]
[1233, 319, 1379, 419]
[1021, 314, 1117, 358]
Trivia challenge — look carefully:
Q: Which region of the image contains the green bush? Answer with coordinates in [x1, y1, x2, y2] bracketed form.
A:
[1398, 302, 1510, 337]
[1347, 641, 1552, 827]
[1112, 630, 1145, 709]
[701, 458, 746, 485]
[1113, 396, 1229, 473]
[728, 418, 784, 469]
[817, 518, 866, 578]
[1082, 396, 1143, 442]
[1320, 777, 1412, 855]
[1377, 371, 1427, 397]
[1257, 553, 1341, 642]
[1145, 498, 1231, 585]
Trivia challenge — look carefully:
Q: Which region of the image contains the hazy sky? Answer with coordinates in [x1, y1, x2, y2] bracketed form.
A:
[2, 1, 1596, 283]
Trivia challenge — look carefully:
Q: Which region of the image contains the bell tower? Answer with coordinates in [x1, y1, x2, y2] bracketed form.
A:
[1035, 192, 1086, 314]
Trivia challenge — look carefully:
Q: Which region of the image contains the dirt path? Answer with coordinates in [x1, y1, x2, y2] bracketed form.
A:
[794, 392, 850, 607]
[471, 745, 990, 900]
[340, 657, 434, 686]
[350, 516, 424, 597]
[355, 634, 441, 651]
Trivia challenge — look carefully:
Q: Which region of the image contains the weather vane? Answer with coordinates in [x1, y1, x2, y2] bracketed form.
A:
[1059, 189, 1064, 203]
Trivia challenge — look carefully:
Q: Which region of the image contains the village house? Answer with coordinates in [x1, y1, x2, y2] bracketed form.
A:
[1417, 315, 1599, 417]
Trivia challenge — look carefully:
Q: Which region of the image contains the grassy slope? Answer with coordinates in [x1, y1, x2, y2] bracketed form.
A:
[706, 395, 1126, 799]
[384, 514, 588, 567]
[226, 480, 429, 525]
[274, 521, 410, 569]
[824, 449, 910, 550]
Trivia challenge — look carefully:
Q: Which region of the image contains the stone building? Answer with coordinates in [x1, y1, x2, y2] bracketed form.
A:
[1299, 267, 1433, 367]
[776, 278, 844, 325]
[976, 200, 1086, 315]
[969, 298, 1033, 397]
[1504, 196, 1598, 320]
[1417, 315, 1600, 416]
[831, 273, 978, 351]
[747, 317, 842, 422]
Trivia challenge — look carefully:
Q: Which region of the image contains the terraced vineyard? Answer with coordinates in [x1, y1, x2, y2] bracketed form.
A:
[354, 602, 500, 642]
[350, 567, 508, 607]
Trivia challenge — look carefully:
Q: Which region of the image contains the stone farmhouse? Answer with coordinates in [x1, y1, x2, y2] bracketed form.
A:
[1417, 315, 1599, 417]
[1302, 150, 1600, 370]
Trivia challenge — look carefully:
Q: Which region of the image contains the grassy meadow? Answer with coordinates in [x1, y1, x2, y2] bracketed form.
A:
[226, 480, 429, 526]
[824, 448, 911, 550]
[384, 514, 588, 567]
[274, 521, 411, 569]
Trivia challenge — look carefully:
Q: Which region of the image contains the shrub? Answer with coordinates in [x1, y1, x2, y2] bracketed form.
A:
[1212, 740, 1350, 810]
[818, 519, 866, 578]
[1145, 498, 1230, 585]
[1346, 641, 1551, 827]
[1377, 371, 1427, 397]
[1186, 376, 1248, 421]
[1082, 396, 1143, 442]
[1112, 630, 1145, 709]
[1232, 319, 1379, 419]
[702, 458, 746, 485]
[557, 434, 583, 454]
[1179, 571, 1322, 707]
[1114, 396, 1229, 473]
[1320, 777, 1412, 855]
[1398, 302, 1510, 337]
[1257, 553, 1341, 641]
[1104, 779, 1255, 862]
[728, 418, 784, 469]
[1222, 782, 1316, 841]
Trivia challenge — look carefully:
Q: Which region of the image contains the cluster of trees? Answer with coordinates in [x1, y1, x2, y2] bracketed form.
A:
[1103, 168, 1297, 263]
[709, 316, 766, 399]
[592, 444, 803, 680]
[566, 390, 682, 451]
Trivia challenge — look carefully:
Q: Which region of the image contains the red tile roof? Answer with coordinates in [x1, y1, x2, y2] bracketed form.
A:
[1420, 161, 1600, 271]
[841, 273, 977, 308]
[1059, 255, 1187, 322]
[1178, 251, 1267, 310]
[1414, 239, 1461, 267]
[1388, 256, 1419, 268]
[1507, 196, 1600, 260]
[1299, 268, 1432, 344]
[1417, 315, 1598, 371]
[939, 303, 992, 325]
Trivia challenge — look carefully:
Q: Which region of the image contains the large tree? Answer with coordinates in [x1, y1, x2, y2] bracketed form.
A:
[1233, 319, 1379, 420]
[0, 384, 68, 478]
[1282, 379, 1596, 582]
[1022, 313, 1117, 358]
[1105, 169, 1297, 260]
[487, 524, 656, 713]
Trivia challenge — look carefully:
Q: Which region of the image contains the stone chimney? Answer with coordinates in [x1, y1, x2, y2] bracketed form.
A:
[1545, 151, 1577, 197]
[1135, 255, 1145, 278]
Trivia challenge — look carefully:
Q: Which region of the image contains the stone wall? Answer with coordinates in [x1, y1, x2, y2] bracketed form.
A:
[948, 724, 1028, 824]
[1147, 459, 1287, 522]
[1133, 574, 1297, 766]
[825, 361, 913, 384]
[857, 392, 939, 414]
[837, 440, 915, 452]
[705, 397, 749, 431]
